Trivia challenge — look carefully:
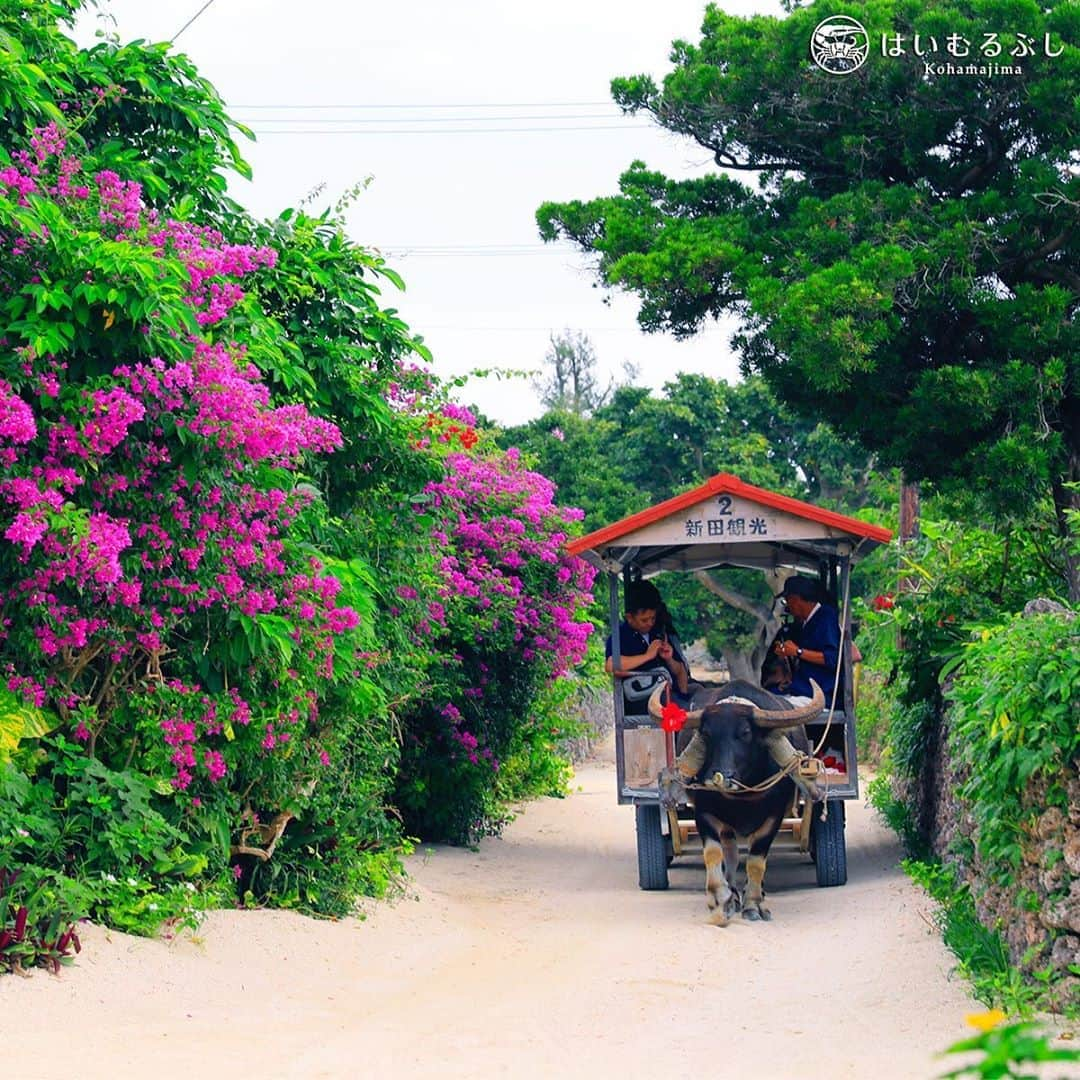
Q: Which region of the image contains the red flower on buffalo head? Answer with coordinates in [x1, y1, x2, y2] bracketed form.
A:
[660, 699, 686, 733]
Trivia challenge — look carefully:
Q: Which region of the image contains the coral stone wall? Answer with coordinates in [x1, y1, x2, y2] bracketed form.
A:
[896, 651, 1079, 1011]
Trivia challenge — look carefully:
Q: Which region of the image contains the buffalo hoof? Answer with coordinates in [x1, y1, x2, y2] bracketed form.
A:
[706, 890, 741, 925]
[723, 893, 742, 920]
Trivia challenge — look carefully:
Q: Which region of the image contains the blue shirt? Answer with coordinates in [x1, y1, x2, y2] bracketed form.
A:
[789, 603, 842, 706]
[605, 621, 687, 670]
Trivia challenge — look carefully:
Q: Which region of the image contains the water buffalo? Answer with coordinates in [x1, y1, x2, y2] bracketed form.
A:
[649, 679, 825, 924]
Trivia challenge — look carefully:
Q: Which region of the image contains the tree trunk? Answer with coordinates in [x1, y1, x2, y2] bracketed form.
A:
[694, 569, 786, 685]
[721, 648, 757, 683]
[749, 623, 779, 680]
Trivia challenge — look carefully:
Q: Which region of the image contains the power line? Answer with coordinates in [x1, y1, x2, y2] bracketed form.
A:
[172, 0, 218, 42]
[380, 247, 584, 260]
[384, 251, 563, 258]
[231, 100, 614, 110]
[415, 325, 652, 333]
[383, 243, 548, 250]
[378, 243, 569, 259]
[250, 123, 654, 136]
[383, 245, 550, 253]
[247, 112, 621, 125]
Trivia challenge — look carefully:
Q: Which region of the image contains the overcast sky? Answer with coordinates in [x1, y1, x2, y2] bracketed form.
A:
[76, 0, 782, 424]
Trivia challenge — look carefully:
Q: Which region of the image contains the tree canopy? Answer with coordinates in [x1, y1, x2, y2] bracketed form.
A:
[537, 0, 1080, 598]
[501, 372, 890, 678]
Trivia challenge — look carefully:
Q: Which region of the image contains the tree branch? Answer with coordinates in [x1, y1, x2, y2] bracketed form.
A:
[693, 570, 771, 623]
[951, 113, 1007, 195]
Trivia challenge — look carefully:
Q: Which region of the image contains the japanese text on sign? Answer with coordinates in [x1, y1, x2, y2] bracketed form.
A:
[685, 516, 769, 539]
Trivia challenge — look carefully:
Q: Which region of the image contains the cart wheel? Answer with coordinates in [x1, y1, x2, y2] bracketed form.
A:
[810, 800, 847, 887]
[635, 803, 669, 890]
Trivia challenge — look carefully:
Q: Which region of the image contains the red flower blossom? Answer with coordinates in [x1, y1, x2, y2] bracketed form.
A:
[660, 699, 686, 733]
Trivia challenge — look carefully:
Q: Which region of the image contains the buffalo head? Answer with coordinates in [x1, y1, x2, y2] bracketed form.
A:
[648, 679, 824, 792]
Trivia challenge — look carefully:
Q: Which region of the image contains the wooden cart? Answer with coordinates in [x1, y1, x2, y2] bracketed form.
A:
[567, 473, 893, 891]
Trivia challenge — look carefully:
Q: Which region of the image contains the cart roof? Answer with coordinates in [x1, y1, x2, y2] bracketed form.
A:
[567, 473, 893, 575]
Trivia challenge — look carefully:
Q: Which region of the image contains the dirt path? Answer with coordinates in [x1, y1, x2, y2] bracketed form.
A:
[4, 743, 980, 1080]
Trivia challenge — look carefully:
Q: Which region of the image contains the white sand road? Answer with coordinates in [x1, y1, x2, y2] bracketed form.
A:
[4, 745, 988, 1080]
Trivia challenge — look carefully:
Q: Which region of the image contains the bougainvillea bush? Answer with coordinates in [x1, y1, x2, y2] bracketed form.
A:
[0, 124, 394, 927]
[393, 412, 595, 843]
[0, 2, 600, 949]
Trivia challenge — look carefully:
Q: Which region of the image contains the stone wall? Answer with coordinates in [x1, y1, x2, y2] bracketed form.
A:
[895, 609, 1080, 1011]
[562, 682, 614, 764]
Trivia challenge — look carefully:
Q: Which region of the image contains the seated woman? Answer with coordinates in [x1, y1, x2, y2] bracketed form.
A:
[605, 581, 690, 712]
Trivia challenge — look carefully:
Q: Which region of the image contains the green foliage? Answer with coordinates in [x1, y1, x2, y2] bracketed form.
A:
[0, 743, 223, 938]
[866, 559, 1079, 1015]
[0, 1, 423, 941]
[497, 408, 650, 533]
[89, 871, 220, 937]
[945, 613, 1080, 881]
[868, 772, 929, 861]
[0, 687, 59, 761]
[0, 865, 86, 974]
[654, 565, 771, 677]
[889, 699, 939, 782]
[387, 440, 595, 846]
[495, 676, 590, 806]
[0, 0, 599, 957]
[905, 859, 1022, 1010]
[0, 0, 250, 212]
[852, 667, 889, 763]
[860, 516, 1064, 708]
[538, 0, 1080, 597]
[394, 652, 557, 846]
[239, 679, 409, 917]
[0, 0, 252, 222]
[502, 372, 885, 533]
[939, 1018, 1080, 1080]
[862, 511, 1069, 788]
[241, 205, 438, 516]
[904, 853, 1078, 1020]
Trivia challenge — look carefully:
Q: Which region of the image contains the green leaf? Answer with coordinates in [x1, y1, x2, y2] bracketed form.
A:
[378, 266, 406, 291]
[0, 689, 61, 762]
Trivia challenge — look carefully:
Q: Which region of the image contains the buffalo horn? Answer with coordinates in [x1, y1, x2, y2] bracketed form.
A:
[646, 683, 702, 729]
[750, 680, 825, 728]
